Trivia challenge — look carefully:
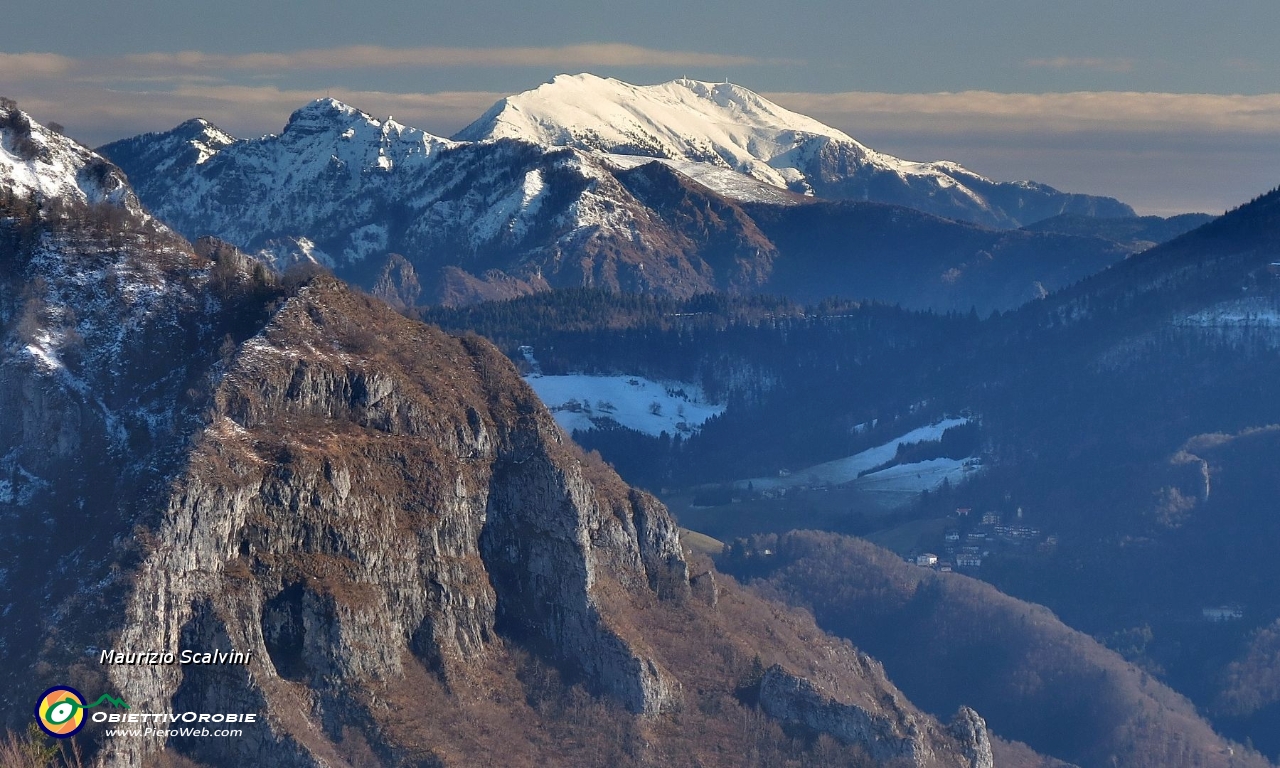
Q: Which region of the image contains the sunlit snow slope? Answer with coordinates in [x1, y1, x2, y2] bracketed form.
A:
[457, 74, 1133, 227]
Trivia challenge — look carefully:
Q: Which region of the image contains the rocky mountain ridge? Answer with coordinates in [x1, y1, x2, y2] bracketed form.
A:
[103, 99, 749, 302]
[101, 100, 1132, 312]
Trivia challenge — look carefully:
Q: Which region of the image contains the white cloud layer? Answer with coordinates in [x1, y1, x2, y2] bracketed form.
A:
[0, 52, 76, 80]
[119, 43, 780, 71]
[763, 90, 1280, 137]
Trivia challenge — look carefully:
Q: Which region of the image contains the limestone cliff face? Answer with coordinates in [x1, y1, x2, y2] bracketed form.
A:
[102, 280, 687, 765]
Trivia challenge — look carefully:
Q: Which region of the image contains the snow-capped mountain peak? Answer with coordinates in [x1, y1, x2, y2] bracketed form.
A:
[456, 74, 1134, 226]
[283, 97, 371, 133]
[0, 100, 139, 211]
[274, 97, 456, 168]
[457, 73, 871, 192]
[101, 98, 671, 282]
[162, 118, 238, 166]
[282, 97, 421, 140]
[100, 98, 467, 266]
[460, 73, 853, 147]
[99, 82, 1137, 309]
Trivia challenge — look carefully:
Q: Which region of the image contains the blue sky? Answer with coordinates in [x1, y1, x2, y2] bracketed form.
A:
[2, 0, 1279, 214]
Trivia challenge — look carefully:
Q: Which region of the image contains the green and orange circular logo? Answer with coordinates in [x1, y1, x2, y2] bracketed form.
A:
[34, 686, 86, 738]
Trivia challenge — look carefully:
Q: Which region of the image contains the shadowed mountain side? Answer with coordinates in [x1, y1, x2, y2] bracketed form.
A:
[1014, 187, 1280, 337]
[1021, 213, 1215, 251]
[741, 198, 1131, 313]
[720, 531, 1270, 768]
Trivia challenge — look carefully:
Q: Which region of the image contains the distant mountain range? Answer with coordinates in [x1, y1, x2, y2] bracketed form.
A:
[1021, 212, 1215, 251]
[99, 75, 1169, 311]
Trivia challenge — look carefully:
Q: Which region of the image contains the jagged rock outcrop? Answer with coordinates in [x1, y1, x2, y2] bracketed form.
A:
[759, 663, 991, 768]
[690, 570, 719, 606]
[370, 253, 422, 309]
[949, 707, 996, 768]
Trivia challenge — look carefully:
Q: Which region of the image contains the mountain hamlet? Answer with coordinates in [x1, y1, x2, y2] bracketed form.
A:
[1, 69, 1277, 768]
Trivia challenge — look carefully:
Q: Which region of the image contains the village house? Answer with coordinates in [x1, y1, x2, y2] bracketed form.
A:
[981, 511, 1001, 526]
[915, 553, 939, 567]
[956, 554, 982, 568]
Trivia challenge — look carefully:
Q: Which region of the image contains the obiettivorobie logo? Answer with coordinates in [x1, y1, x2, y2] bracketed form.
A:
[34, 686, 130, 738]
[34, 685, 259, 740]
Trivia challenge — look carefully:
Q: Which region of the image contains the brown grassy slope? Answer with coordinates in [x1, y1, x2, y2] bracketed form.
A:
[990, 736, 1076, 768]
[723, 531, 1272, 768]
[365, 569, 900, 768]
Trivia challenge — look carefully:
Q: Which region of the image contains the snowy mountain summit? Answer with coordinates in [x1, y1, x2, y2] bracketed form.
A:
[0, 98, 140, 214]
[456, 74, 847, 192]
[457, 74, 1133, 227]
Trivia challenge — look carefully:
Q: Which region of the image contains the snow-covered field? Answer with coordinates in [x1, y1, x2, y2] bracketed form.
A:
[740, 417, 973, 492]
[853, 457, 971, 495]
[524, 374, 724, 437]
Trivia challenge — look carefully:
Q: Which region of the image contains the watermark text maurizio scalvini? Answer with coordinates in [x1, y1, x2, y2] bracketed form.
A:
[99, 649, 252, 665]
